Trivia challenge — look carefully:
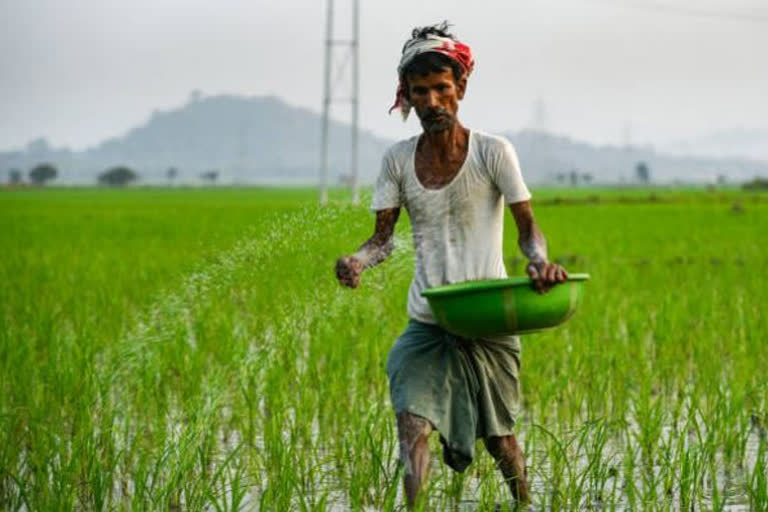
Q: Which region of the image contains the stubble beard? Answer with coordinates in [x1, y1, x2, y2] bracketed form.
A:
[421, 115, 454, 134]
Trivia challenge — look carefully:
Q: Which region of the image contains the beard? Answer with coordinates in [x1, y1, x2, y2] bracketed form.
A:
[419, 108, 455, 133]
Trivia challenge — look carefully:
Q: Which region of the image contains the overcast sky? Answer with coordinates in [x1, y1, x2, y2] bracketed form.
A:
[1, 0, 766, 152]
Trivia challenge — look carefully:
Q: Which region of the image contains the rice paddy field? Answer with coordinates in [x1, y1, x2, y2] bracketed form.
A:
[1, 186, 767, 511]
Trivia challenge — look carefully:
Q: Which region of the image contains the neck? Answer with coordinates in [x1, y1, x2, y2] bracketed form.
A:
[421, 122, 468, 157]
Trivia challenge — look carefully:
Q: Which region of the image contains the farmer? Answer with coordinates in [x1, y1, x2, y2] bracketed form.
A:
[335, 22, 568, 508]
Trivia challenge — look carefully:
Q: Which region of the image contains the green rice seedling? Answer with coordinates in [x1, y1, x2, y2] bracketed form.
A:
[748, 435, 767, 510]
[1, 187, 767, 509]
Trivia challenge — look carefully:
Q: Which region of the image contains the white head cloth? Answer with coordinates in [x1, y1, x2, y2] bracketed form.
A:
[390, 34, 475, 120]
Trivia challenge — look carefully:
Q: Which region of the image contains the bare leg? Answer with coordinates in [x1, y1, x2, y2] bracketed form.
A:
[396, 412, 432, 509]
[485, 434, 531, 505]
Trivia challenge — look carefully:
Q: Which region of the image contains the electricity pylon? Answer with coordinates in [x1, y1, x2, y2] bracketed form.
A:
[319, 0, 360, 204]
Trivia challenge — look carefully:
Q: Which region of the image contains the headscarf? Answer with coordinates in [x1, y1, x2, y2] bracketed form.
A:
[389, 33, 475, 120]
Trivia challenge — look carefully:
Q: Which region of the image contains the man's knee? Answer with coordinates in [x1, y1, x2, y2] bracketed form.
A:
[396, 412, 432, 470]
[484, 434, 520, 460]
[396, 412, 432, 445]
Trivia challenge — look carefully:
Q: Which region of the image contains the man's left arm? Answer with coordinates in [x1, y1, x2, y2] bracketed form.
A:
[508, 201, 568, 293]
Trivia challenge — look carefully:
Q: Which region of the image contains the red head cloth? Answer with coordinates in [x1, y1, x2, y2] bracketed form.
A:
[389, 34, 475, 120]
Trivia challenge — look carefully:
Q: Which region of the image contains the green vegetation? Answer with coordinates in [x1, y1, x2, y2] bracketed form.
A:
[743, 177, 768, 191]
[98, 166, 139, 187]
[1, 186, 766, 510]
[28, 163, 57, 185]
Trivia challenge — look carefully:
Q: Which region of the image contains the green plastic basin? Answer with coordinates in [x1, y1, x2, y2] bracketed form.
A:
[421, 273, 590, 338]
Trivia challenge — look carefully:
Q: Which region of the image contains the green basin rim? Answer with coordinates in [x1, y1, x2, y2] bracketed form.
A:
[421, 273, 591, 297]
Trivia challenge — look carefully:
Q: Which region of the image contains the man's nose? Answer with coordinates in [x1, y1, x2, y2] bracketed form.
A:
[426, 90, 439, 107]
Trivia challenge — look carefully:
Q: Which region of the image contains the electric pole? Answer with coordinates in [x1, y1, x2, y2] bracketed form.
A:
[319, 0, 360, 204]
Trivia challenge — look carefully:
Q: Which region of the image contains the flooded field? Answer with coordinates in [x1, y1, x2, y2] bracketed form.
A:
[1, 186, 766, 510]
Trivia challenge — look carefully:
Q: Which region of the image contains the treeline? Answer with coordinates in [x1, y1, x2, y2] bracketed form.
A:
[742, 177, 768, 190]
[7, 163, 59, 185]
[4, 164, 222, 186]
[4, 162, 768, 190]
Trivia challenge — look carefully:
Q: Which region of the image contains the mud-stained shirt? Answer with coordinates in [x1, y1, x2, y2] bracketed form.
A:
[370, 130, 532, 324]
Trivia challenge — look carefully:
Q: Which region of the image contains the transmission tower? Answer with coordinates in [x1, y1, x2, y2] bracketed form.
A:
[319, 0, 360, 204]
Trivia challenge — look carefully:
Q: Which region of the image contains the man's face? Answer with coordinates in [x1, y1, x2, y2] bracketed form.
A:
[406, 67, 466, 134]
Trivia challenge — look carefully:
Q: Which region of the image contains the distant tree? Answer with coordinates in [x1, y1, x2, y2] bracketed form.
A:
[635, 161, 651, 184]
[200, 170, 218, 183]
[555, 173, 566, 184]
[9, 169, 22, 185]
[716, 174, 727, 186]
[28, 163, 57, 185]
[569, 170, 578, 186]
[742, 177, 768, 190]
[167, 166, 178, 184]
[99, 166, 138, 186]
[581, 173, 593, 185]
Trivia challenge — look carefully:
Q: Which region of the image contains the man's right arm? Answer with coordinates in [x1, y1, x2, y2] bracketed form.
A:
[335, 207, 401, 288]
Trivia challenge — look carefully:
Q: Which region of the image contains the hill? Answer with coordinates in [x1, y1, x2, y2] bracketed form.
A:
[2, 94, 767, 185]
[508, 130, 768, 185]
[0, 94, 392, 185]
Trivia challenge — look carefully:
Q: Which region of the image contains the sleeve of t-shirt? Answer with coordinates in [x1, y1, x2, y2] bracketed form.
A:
[370, 149, 402, 212]
[488, 137, 532, 204]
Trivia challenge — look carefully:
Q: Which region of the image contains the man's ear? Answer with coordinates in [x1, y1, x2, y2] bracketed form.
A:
[456, 74, 468, 100]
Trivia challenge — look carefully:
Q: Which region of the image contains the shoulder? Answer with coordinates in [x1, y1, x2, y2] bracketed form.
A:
[384, 135, 419, 162]
[380, 136, 418, 180]
[471, 130, 516, 156]
[470, 131, 520, 178]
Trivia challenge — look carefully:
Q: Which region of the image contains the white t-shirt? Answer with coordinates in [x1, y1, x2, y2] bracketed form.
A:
[371, 130, 532, 324]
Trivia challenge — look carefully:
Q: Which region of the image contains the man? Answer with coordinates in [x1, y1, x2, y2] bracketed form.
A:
[335, 22, 568, 508]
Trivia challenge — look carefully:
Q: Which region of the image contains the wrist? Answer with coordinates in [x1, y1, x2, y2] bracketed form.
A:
[348, 252, 368, 270]
[352, 245, 385, 269]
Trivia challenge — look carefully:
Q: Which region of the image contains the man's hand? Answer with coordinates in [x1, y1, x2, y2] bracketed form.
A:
[526, 260, 568, 294]
[509, 201, 568, 294]
[335, 208, 400, 289]
[335, 255, 365, 288]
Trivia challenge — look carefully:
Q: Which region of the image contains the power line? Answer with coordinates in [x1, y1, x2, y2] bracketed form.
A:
[586, 0, 768, 24]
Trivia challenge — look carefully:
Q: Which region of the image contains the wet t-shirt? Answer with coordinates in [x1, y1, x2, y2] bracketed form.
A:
[370, 130, 532, 324]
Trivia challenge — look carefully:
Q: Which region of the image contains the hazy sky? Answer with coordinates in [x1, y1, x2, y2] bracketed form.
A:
[1, 0, 767, 152]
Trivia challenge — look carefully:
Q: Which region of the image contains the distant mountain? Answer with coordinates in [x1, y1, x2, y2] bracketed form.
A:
[507, 130, 768, 185]
[2, 94, 767, 185]
[661, 128, 768, 162]
[0, 94, 393, 185]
